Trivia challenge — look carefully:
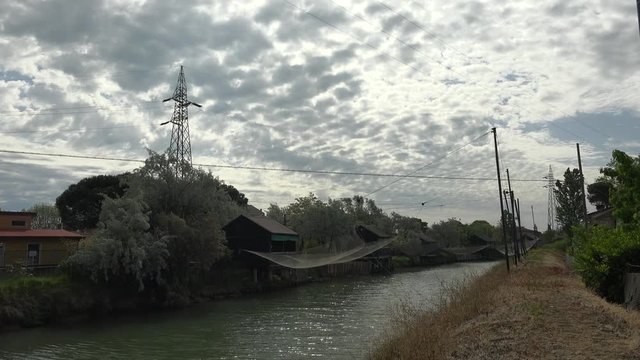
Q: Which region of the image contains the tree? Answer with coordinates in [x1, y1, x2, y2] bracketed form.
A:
[219, 183, 248, 207]
[63, 194, 169, 292]
[587, 178, 612, 211]
[389, 212, 428, 254]
[601, 150, 640, 225]
[554, 168, 586, 234]
[56, 174, 128, 230]
[468, 220, 495, 238]
[266, 204, 286, 224]
[64, 151, 244, 304]
[283, 194, 356, 251]
[337, 195, 393, 234]
[25, 203, 61, 229]
[428, 218, 467, 247]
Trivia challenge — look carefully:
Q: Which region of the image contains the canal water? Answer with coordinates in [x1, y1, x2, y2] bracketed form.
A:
[0, 262, 497, 359]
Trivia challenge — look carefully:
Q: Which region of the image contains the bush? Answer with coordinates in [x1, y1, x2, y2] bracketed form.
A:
[571, 226, 640, 303]
[0, 275, 92, 328]
[391, 256, 413, 268]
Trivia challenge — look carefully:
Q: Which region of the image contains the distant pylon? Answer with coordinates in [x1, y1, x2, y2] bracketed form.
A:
[160, 65, 202, 177]
[544, 166, 556, 230]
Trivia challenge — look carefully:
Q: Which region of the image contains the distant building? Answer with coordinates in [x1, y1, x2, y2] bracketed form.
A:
[467, 234, 496, 247]
[355, 224, 391, 243]
[398, 233, 456, 265]
[222, 214, 299, 254]
[448, 234, 503, 261]
[587, 208, 617, 228]
[355, 224, 393, 272]
[0, 211, 84, 268]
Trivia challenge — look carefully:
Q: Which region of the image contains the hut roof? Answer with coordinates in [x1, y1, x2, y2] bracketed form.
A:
[0, 229, 84, 238]
[223, 215, 297, 236]
[470, 234, 495, 244]
[357, 224, 391, 238]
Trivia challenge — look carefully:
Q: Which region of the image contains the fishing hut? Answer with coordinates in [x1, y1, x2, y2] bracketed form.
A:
[222, 215, 300, 283]
[355, 224, 393, 273]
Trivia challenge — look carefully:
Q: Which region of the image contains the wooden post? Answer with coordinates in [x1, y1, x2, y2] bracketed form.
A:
[506, 169, 521, 262]
[492, 128, 510, 272]
[516, 198, 525, 255]
[577, 143, 589, 228]
[503, 189, 518, 266]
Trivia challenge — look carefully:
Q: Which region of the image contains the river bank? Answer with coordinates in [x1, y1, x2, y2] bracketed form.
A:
[0, 258, 451, 333]
[0, 261, 497, 359]
[371, 248, 640, 359]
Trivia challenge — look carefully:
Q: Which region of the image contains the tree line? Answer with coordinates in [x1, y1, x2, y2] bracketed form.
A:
[555, 149, 640, 303]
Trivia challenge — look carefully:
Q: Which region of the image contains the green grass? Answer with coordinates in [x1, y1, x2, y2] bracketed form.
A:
[543, 238, 568, 251]
[0, 275, 69, 290]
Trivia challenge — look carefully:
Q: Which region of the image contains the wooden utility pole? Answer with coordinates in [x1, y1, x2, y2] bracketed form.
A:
[576, 143, 589, 228]
[503, 190, 517, 265]
[503, 190, 518, 265]
[516, 198, 525, 255]
[506, 169, 521, 262]
[492, 128, 510, 272]
[637, 0, 640, 36]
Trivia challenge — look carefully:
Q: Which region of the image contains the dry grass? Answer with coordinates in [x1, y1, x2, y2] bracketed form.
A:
[370, 264, 507, 360]
[370, 249, 640, 360]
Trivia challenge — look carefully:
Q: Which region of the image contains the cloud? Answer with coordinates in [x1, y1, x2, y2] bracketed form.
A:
[0, 0, 638, 232]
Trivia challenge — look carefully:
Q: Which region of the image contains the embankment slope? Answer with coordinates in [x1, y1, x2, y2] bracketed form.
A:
[371, 249, 640, 360]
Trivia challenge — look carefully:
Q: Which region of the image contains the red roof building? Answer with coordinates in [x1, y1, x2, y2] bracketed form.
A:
[0, 211, 84, 267]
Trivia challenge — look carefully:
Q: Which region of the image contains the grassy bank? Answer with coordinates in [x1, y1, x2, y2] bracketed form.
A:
[0, 275, 96, 330]
[371, 248, 640, 359]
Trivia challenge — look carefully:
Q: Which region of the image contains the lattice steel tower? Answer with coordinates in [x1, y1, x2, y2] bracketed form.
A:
[544, 165, 556, 230]
[161, 66, 201, 176]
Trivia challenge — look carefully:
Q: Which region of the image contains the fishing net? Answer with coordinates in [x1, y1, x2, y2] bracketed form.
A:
[244, 237, 394, 269]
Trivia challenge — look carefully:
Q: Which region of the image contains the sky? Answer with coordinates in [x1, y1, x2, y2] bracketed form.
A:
[0, 0, 639, 230]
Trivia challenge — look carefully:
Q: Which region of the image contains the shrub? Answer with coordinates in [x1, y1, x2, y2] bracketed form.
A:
[571, 226, 640, 303]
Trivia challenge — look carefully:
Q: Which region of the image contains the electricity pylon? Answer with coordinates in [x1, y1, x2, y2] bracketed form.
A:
[544, 166, 556, 230]
[161, 65, 202, 177]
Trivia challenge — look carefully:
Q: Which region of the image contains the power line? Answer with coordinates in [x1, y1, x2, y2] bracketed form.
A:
[0, 102, 164, 117]
[0, 124, 143, 135]
[364, 130, 492, 197]
[0, 148, 546, 182]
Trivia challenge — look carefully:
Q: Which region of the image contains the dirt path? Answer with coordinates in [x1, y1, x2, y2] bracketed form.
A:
[449, 251, 640, 360]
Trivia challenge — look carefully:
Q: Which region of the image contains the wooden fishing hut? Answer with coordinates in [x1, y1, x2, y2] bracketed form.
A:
[355, 224, 393, 273]
[398, 234, 456, 266]
[222, 215, 300, 283]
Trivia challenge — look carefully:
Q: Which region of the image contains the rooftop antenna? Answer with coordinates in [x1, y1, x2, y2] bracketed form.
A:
[160, 65, 202, 177]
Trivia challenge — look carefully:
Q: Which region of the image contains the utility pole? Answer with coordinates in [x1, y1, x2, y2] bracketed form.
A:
[576, 143, 589, 228]
[531, 205, 537, 233]
[503, 189, 518, 266]
[506, 169, 520, 262]
[161, 65, 202, 177]
[637, 0, 640, 36]
[492, 128, 510, 272]
[516, 198, 525, 255]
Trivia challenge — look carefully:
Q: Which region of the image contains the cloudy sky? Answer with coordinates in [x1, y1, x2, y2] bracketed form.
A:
[1, 0, 639, 229]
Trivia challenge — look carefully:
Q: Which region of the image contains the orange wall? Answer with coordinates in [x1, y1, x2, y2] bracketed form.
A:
[0, 213, 34, 230]
[0, 237, 79, 267]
